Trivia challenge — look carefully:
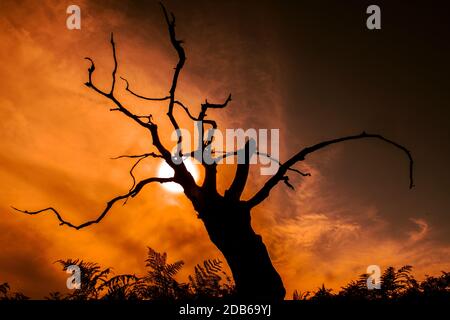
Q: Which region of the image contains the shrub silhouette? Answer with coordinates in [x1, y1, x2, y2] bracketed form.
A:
[294, 265, 449, 302]
[141, 247, 187, 300]
[42, 247, 234, 301]
[189, 259, 235, 299]
[1, 248, 448, 302]
[0, 282, 29, 300]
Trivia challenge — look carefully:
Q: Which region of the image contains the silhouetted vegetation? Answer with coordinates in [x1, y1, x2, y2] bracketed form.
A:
[45, 247, 233, 301]
[294, 265, 450, 303]
[0, 282, 29, 300]
[1, 248, 448, 302]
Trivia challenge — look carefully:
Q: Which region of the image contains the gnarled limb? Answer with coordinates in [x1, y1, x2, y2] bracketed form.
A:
[225, 139, 255, 200]
[216, 150, 311, 178]
[84, 35, 177, 170]
[84, 37, 151, 131]
[160, 3, 185, 157]
[120, 77, 218, 133]
[246, 132, 414, 208]
[199, 94, 232, 148]
[201, 94, 232, 110]
[121, 77, 170, 101]
[12, 177, 174, 230]
[111, 152, 163, 191]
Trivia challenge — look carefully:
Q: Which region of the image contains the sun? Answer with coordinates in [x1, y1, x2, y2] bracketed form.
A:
[157, 157, 199, 193]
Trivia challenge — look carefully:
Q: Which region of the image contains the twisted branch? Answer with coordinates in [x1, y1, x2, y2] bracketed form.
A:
[112, 152, 163, 191]
[120, 77, 170, 101]
[12, 177, 174, 230]
[246, 132, 414, 208]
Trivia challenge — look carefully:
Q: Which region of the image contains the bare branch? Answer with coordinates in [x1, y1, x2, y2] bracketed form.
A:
[187, 96, 228, 168]
[197, 94, 231, 148]
[111, 152, 162, 160]
[246, 132, 414, 208]
[218, 150, 311, 177]
[175, 100, 218, 130]
[282, 176, 294, 190]
[110, 33, 118, 94]
[112, 152, 163, 191]
[174, 101, 200, 121]
[83, 34, 173, 164]
[254, 152, 311, 177]
[288, 167, 311, 177]
[136, 115, 154, 123]
[159, 2, 186, 156]
[201, 94, 232, 110]
[84, 44, 152, 130]
[120, 77, 170, 101]
[119, 77, 216, 136]
[12, 177, 174, 230]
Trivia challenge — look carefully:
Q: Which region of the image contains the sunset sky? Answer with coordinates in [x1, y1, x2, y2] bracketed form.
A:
[0, 0, 449, 298]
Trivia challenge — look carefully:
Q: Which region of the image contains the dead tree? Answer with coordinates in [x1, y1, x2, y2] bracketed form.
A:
[13, 4, 414, 300]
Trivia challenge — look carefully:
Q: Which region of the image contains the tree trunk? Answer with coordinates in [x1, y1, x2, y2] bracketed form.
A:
[198, 198, 286, 300]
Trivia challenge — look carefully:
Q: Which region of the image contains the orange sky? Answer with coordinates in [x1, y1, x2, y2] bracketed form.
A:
[0, 0, 449, 298]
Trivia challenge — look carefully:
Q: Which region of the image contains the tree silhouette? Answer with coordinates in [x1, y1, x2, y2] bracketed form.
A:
[12, 3, 414, 300]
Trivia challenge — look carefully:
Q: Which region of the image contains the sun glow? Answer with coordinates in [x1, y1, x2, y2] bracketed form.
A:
[157, 158, 199, 193]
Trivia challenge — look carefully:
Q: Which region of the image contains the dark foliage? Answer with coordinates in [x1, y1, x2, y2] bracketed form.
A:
[2, 249, 448, 302]
[23, 247, 234, 301]
[0, 282, 29, 300]
[189, 259, 234, 299]
[294, 265, 449, 302]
